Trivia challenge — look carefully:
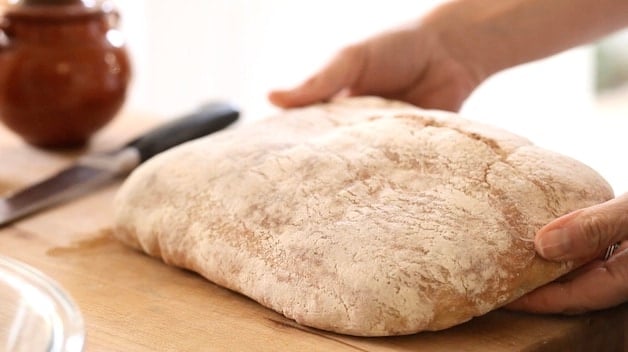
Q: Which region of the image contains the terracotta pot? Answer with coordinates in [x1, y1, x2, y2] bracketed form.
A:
[0, 0, 131, 148]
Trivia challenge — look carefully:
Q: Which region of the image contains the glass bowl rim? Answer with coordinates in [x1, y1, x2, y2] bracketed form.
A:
[0, 254, 85, 352]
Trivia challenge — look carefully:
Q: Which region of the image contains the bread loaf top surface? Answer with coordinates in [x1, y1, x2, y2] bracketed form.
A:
[113, 97, 613, 336]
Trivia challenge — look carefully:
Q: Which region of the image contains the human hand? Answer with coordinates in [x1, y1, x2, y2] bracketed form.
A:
[508, 193, 628, 314]
[269, 0, 628, 112]
[268, 8, 485, 112]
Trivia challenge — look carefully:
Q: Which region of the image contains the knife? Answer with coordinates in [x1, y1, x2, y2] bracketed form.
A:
[0, 101, 239, 227]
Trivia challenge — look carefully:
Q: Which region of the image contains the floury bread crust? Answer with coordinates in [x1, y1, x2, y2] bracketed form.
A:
[113, 97, 613, 336]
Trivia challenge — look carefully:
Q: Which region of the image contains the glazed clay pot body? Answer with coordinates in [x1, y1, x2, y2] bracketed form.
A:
[0, 0, 131, 148]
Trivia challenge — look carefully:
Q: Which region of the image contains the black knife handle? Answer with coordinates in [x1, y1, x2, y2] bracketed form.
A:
[126, 101, 239, 162]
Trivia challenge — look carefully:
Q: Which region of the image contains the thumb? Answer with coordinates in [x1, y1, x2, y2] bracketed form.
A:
[535, 193, 628, 261]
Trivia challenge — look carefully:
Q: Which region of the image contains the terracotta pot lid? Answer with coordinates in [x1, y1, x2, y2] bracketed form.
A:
[2, 0, 115, 19]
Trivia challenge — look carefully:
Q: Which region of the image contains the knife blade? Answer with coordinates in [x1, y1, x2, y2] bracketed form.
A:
[0, 101, 239, 227]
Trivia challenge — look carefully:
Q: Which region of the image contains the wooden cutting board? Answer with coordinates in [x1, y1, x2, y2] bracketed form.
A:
[0, 111, 625, 352]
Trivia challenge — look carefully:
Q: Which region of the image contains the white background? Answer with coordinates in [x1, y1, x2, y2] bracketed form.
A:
[115, 1, 626, 194]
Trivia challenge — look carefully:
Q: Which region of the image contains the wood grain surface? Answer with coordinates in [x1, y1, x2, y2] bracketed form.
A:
[0, 111, 625, 352]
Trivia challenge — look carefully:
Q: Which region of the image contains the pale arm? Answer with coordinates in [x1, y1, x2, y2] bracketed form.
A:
[437, 0, 628, 79]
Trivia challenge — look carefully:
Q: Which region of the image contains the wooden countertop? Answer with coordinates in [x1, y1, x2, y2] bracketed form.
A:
[0, 111, 626, 351]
